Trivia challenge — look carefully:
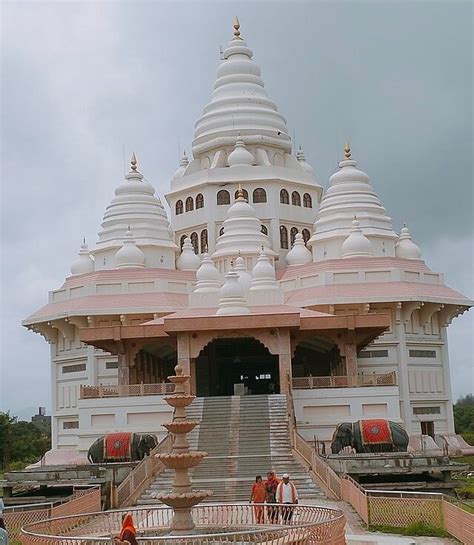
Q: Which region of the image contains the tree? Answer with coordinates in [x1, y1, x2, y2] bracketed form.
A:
[454, 395, 474, 444]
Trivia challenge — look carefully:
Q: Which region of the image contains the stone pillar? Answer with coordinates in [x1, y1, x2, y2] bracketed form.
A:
[277, 328, 292, 395]
[117, 353, 129, 386]
[344, 342, 358, 382]
[396, 304, 413, 434]
[177, 333, 192, 394]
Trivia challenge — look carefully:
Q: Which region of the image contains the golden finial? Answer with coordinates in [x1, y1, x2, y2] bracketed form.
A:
[344, 142, 351, 160]
[233, 16, 241, 38]
[236, 183, 245, 199]
[131, 152, 138, 171]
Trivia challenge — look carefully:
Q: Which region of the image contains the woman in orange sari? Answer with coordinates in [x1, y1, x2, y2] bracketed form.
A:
[115, 513, 138, 545]
[249, 475, 266, 523]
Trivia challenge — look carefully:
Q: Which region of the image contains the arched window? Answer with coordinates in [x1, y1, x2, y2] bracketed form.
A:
[180, 234, 187, 249]
[302, 228, 311, 244]
[217, 190, 230, 205]
[280, 189, 289, 204]
[219, 226, 225, 236]
[190, 232, 199, 254]
[234, 188, 249, 201]
[261, 224, 268, 235]
[290, 227, 298, 246]
[200, 229, 208, 253]
[196, 194, 204, 209]
[303, 193, 312, 208]
[292, 191, 301, 206]
[185, 196, 194, 212]
[175, 200, 184, 215]
[280, 226, 289, 249]
[253, 188, 267, 203]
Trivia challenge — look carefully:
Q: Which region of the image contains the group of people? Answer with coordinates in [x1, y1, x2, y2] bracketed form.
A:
[250, 471, 299, 524]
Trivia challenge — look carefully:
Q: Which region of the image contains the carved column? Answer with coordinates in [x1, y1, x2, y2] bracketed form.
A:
[277, 328, 292, 395]
[118, 354, 129, 386]
[177, 333, 192, 394]
[344, 342, 358, 382]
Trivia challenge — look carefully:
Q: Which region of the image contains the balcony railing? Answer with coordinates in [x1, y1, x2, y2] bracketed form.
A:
[292, 371, 397, 389]
[80, 382, 175, 399]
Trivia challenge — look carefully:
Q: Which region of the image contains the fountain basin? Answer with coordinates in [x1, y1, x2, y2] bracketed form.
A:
[163, 420, 199, 434]
[154, 490, 213, 509]
[164, 394, 196, 407]
[156, 451, 208, 469]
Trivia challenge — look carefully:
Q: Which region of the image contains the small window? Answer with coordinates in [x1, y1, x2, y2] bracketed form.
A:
[180, 234, 187, 249]
[234, 188, 249, 201]
[358, 350, 389, 359]
[303, 193, 312, 208]
[292, 191, 301, 206]
[63, 421, 79, 429]
[106, 361, 118, 369]
[196, 194, 204, 209]
[62, 363, 86, 374]
[280, 226, 288, 249]
[253, 188, 267, 203]
[302, 228, 311, 244]
[190, 232, 199, 254]
[409, 350, 436, 358]
[175, 200, 184, 215]
[290, 227, 298, 246]
[413, 406, 441, 415]
[200, 229, 208, 253]
[217, 190, 230, 205]
[219, 226, 225, 236]
[185, 196, 194, 212]
[280, 189, 289, 204]
[261, 225, 268, 235]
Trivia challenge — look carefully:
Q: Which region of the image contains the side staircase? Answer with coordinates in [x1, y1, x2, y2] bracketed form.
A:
[138, 394, 325, 503]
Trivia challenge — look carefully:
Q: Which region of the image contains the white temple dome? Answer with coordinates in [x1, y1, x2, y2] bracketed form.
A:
[115, 229, 146, 268]
[228, 138, 254, 167]
[176, 237, 201, 271]
[234, 255, 253, 293]
[192, 19, 290, 156]
[286, 234, 312, 266]
[341, 219, 374, 258]
[296, 147, 314, 175]
[396, 225, 422, 259]
[250, 249, 279, 290]
[173, 151, 189, 179]
[195, 253, 221, 289]
[216, 270, 250, 315]
[71, 240, 94, 275]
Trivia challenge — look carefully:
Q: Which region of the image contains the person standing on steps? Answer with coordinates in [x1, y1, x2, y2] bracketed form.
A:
[264, 470, 280, 523]
[114, 513, 138, 545]
[276, 473, 298, 524]
[249, 475, 266, 523]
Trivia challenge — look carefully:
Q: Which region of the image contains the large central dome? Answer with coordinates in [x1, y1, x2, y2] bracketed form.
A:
[192, 19, 291, 157]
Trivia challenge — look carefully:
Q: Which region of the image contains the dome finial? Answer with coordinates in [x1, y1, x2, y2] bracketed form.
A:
[344, 141, 351, 160]
[131, 152, 138, 171]
[233, 16, 241, 39]
[236, 183, 245, 199]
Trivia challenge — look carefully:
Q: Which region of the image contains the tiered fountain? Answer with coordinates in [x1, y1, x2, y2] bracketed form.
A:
[153, 365, 213, 532]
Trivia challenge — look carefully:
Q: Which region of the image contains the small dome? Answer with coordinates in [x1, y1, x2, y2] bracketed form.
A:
[115, 229, 146, 268]
[341, 219, 374, 258]
[234, 255, 253, 293]
[396, 225, 422, 259]
[286, 234, 312, 266]
[176, 237, 201, 271]
[71, 240, 94, 275]
[195, 253, 221, 292]
[250, 248, 279, 291]
[296, 146, 314, 175]
[216, 271, 250, 315]
[228, 139, 254, 167]
[173, 150, 189, 179]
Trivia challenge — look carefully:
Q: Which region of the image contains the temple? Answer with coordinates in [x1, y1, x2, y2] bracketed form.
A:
[24, 19, 471, 462]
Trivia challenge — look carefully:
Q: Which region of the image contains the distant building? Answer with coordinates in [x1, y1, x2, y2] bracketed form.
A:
[31, 407, 51, 433]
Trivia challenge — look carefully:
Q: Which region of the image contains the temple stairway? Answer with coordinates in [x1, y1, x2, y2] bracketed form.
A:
[137, 394, 325, 504]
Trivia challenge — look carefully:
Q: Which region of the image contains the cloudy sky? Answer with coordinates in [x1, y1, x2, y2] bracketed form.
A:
[1, 0, 472, 416]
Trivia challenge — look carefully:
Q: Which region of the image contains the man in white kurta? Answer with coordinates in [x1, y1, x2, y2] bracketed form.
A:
[275, 473, 298, 523]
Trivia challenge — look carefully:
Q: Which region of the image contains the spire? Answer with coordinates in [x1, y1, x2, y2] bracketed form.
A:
[216, 271, 250, 315]
[130, 152, 138, 172]
[71, 239, 94, 275]
[194, 253, 222, 293]
[228, 138, 254, 167]
[234, 255, 253, 295]
[344, 141, 351, 160]
[115, 228, 146, 268]
[176, 237, 201, 271]
[249, 248, 283, 305]
[341, 218, 374, 258]
[236, 183, 245, 200]
[396, 224, 422, 259]
[286, 233, 312, 266]
[233, 16, 241, 39]
[296, 145, 315, 174]
[173, 150, 189, 179]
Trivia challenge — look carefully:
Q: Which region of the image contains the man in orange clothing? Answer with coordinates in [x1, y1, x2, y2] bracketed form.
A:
[114, 513, 138, 545]
[264, 470, 280, 523]
[249, 475, 266, 523]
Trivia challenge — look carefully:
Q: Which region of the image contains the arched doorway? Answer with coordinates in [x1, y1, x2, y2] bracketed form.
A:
[195, 337, 279, 397]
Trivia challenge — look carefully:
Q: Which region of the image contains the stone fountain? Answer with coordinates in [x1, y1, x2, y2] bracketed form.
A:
[153, 365, 213, 532]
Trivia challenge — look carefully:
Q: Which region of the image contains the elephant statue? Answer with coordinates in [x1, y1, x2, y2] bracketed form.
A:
[331, 419, 409, 454]
[87, 432, 157, 463]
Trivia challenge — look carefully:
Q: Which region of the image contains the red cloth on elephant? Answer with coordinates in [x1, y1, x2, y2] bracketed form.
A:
[104, 433, 132, 461]
[360, 419, 392, 445]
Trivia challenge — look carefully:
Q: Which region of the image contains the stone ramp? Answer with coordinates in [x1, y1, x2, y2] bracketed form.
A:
[137, 394, 325, 504]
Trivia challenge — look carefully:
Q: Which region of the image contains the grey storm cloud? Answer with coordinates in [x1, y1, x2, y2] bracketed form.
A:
[1, 0, 472, 414]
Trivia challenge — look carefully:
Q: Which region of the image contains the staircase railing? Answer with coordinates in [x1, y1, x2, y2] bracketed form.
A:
[115, 434, 172, 507]
[292, 430, 342, 500]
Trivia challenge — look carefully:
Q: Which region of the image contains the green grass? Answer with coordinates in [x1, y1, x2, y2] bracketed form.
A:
[370, 522, 450, 537]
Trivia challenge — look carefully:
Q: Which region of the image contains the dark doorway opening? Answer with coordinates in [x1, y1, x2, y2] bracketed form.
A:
[195, 337, 279, 397]
[421, 421, 435, 439]
[292, 338, 341, 378]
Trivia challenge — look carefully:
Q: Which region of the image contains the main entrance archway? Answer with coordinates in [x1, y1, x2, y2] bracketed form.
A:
[195, 337, 279, 397]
